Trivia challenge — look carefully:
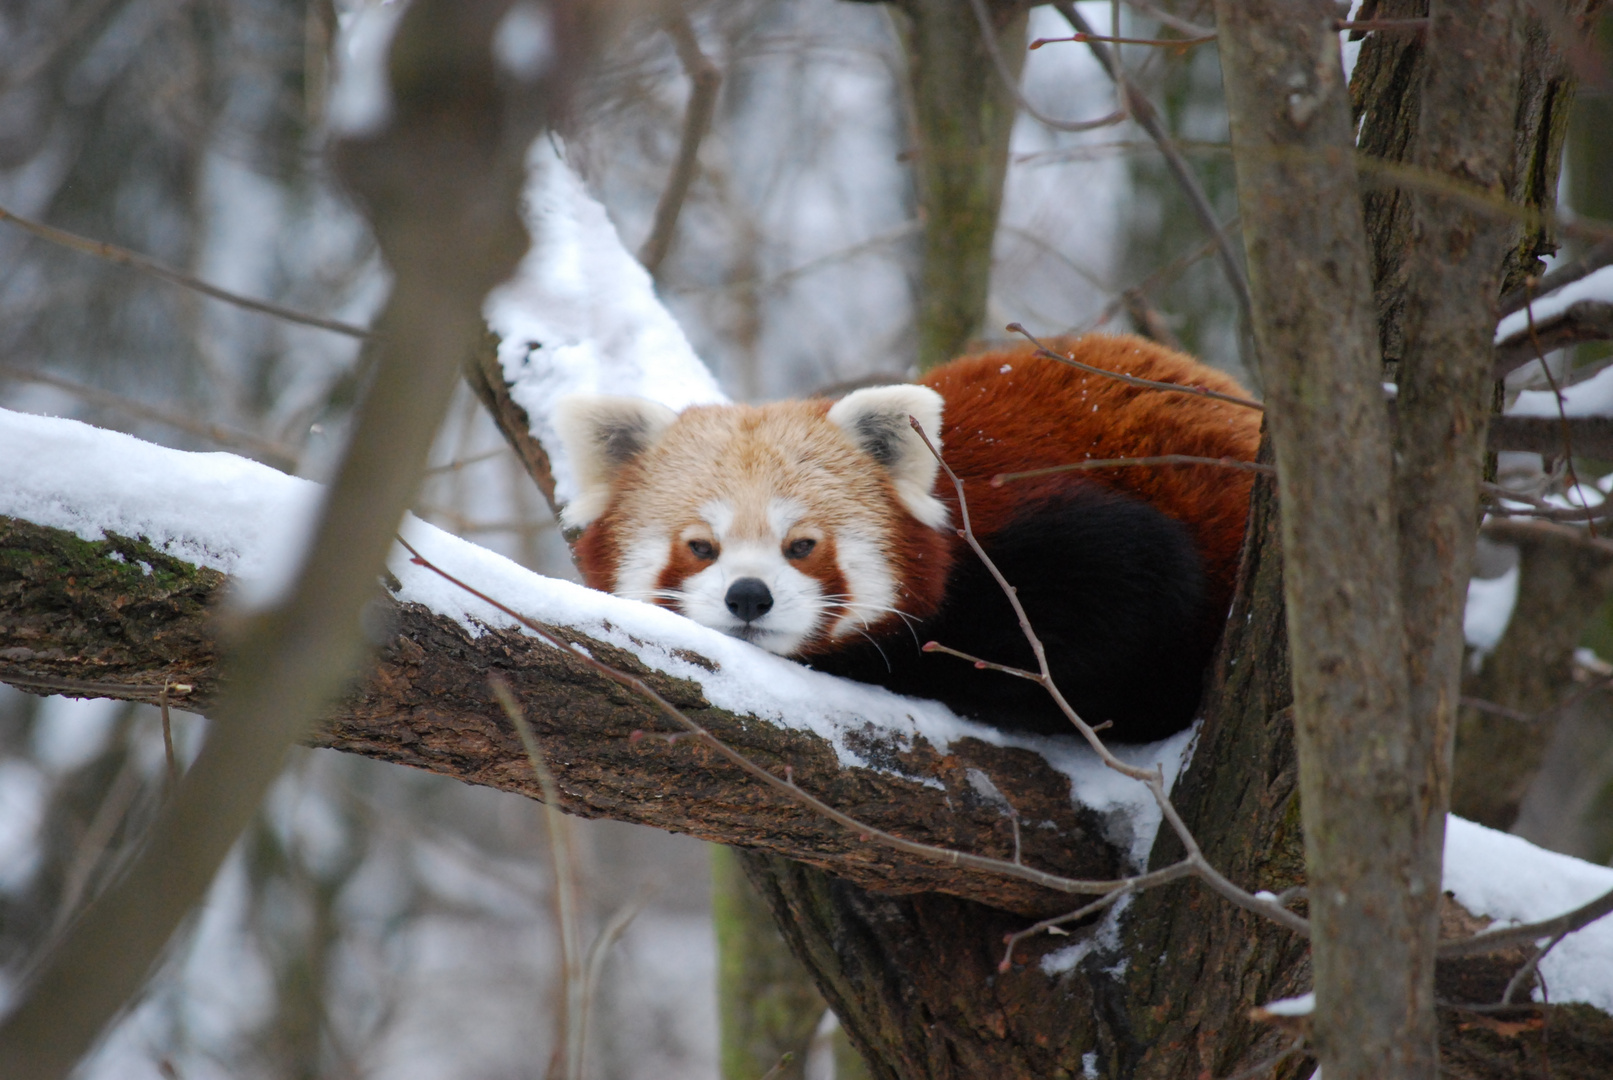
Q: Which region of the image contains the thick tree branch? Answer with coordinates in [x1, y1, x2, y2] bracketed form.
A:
[1391, 4, 1525, 1077]
[1495, 300, 1613, 378]
[1489, 413, 1613, 458]
[1214, 4, 1418, 1079]
[0, 515, 1124, 919]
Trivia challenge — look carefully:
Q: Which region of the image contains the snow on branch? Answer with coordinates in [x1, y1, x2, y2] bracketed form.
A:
[0, 405, 1207, 917]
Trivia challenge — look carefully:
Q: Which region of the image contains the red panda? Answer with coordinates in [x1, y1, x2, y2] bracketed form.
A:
[554, 334, 1262, 741]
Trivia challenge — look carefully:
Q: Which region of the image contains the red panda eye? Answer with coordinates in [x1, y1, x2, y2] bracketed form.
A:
[688, 539, 716, 560]
[786, 538, 816, 559]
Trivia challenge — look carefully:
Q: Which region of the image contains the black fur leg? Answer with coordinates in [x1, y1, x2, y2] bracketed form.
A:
[811, 486, 1215, 742]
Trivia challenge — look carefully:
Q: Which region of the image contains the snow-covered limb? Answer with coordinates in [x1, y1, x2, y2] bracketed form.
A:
[0, 405, 1203, 916]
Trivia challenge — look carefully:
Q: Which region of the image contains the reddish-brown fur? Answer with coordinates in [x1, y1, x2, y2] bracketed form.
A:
[911, 335, 1261, 624]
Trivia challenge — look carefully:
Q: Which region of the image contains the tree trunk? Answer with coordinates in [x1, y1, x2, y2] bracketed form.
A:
[890, 0, 1025, 371]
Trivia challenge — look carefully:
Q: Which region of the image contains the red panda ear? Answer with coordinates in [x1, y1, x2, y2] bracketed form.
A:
[553, 395, 679, 528]
[826, 385, 949, 530]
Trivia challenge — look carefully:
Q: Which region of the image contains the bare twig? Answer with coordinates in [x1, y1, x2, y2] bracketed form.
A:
[1501, 930, 1568, 1006]
[1079, 231, 1226, 334]
[992, 454, 1275, 486]
[905, 418, 1311, 960]
[1526, 285, 1595, 538]
[489, 674, 586, 1080]
[1437, 885, 1613, 958]
[0, 674, 193, 702]
[1122, 0, 1214, 38]
[159, 678, 178, 792]
[967, 0, 1128, 133]
[579, 884, 655, 1072]
[1030, 30, 1215, 49]
[0, 204, 373, 340]
[638, 9, 721, 278]
[424, 448, 509, 475]
[1008, 323, 1265, 410]
[1052, 1, 1254, 325]
[0, 365, 302, 471]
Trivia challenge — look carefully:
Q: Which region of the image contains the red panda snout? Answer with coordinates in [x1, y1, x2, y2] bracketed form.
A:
[650, 498, 852, 654]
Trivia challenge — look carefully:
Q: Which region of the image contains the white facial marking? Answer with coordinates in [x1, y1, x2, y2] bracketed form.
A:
[766, 497, 805, 538]
[615, 530, 675, 605]
[826, 533, 897, 641]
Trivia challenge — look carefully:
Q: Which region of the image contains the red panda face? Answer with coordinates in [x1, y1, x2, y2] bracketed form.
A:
[554, 387, 950, 656]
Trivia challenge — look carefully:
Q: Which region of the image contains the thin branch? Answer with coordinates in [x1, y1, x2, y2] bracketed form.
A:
[907, 418, 1310, 945]
[0, 203, 373, 340]
[1526, 283, 1595, 538]
[1498, 241, 1613, 317]
[1494, 301, 1613, 377]
[423, 447, 509, 475]
[638, 9, 721, 278]
[992, 455, 1275, 486]
[1438, 885, 1613, 958]
[0, 674, 194, 702]
[1008, 323, 1265, 411]
[1031, 31, 1215, 50]
[1079, 231, 1227, 334]
[1052, 1, 1254, 325]
[0, 365, 302, 471]
[489, 675, 586, 1080]
[1121, 0, 1214, 38]
[1501, 930, 1568, 1006]
[967, 0, 1128, 133]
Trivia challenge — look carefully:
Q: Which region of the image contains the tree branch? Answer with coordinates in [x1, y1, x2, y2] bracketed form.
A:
[1053, 1, 1254, 328]
[0, 202, 373, 340]
[637, 8, 721, 279]
[1495, 300, 1613, 378]
[0, 515, 1125, 919]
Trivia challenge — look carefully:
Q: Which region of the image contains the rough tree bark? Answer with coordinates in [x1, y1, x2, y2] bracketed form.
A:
[1214, 5, 1425, 1079]
[887, 0, 1026, 371]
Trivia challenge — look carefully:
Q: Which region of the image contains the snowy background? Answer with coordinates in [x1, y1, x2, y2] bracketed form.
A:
[0, 0, 1610, 1077]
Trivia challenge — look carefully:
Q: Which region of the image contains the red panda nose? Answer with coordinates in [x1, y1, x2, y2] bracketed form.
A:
[725, 578, 774, 623]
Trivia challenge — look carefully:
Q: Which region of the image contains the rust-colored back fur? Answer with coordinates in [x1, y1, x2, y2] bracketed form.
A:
[918, 335, 1261, 618]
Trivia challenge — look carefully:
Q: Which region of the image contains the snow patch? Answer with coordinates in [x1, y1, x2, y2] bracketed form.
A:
[1495, 266, 1613, 346]
[1510, 362, 1613, 419]
[1464, 565, 1519, 653]
[1260, 991, 1314, 1017]
[1444, 816, 1613, 1012]
[1041, 895, 1133, 975]
[483, 143, 727, 511]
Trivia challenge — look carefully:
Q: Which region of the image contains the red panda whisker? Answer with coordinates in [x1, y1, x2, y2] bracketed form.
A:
[846, 627, 894, 674]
